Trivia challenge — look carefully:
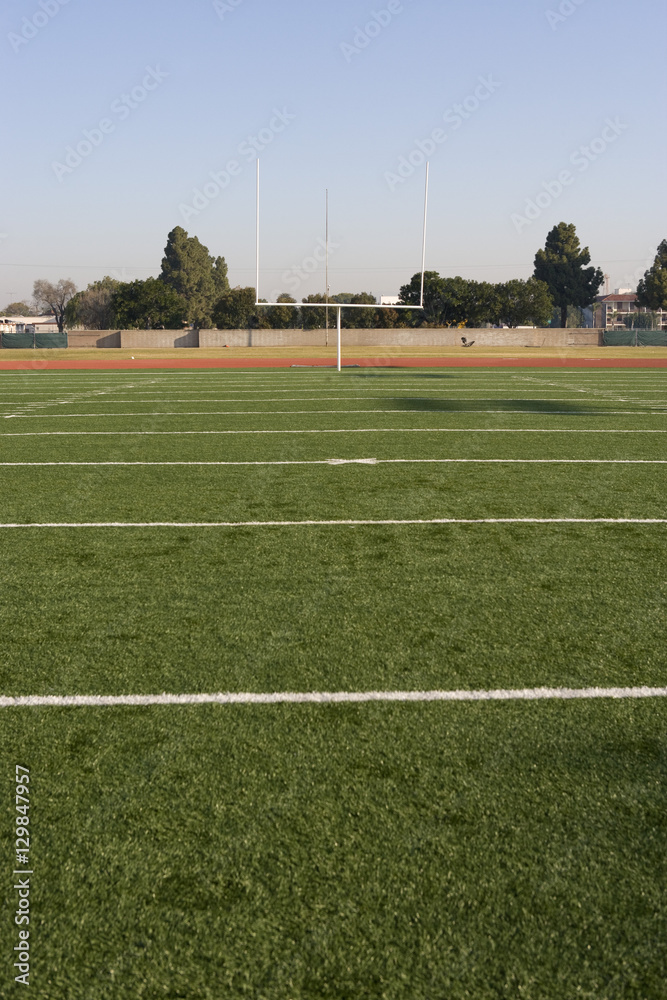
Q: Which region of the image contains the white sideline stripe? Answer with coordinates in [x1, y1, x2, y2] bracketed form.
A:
[2, 379, 664, 391]
[1, 519, 666, 529]
[4, 427, 667, 437]
[1, 686, 666, 708]
[3, 393, 666, 403]
[5, 379, 664, 394]
[2, 393, 665, 402]
[3, 459, 667, 467]
[4, 410, 667, 420]
[1, 386, 665, 407]
[2, 378, 664, 387]
[7, 379, 628, 394]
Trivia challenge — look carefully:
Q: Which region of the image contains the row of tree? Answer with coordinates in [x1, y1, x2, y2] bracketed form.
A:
[62, 227, 229, 332]
[8, 226, 667, 332]
[2, 228, 229, 333]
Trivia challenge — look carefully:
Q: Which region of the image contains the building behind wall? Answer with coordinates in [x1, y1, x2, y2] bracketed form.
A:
[0, 314, 59, 334]
[594, 290, 667, 330]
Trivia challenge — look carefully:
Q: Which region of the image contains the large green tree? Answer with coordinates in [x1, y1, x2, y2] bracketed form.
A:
[636, 240, 667, 311]
[493, 278, 553, 328]
[160, 227, 229, 328]
[398, 270, 443, 325]
[300, 293, 329, 330]
[111, 278, 187, 330]
[264, 294, 298, 329]
[339, 293, 379, 329]
[399, 273, 497, 328]
[533, 223, 603, 328]
[212, 287, 258, 330]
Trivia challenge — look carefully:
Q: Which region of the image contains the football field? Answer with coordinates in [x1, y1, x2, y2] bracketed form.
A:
[1, 365, 666, 998]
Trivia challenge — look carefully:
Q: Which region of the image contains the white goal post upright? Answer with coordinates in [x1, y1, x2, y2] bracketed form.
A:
[255, 159, 429, 371]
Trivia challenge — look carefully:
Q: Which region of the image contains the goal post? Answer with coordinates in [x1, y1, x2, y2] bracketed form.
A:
[254, 159, 429, 370]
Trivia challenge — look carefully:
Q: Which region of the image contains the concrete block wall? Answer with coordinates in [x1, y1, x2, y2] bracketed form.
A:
[65, 328, 603, 348]
[120, 329, 199, 349]
[200, 328, 602, 348]
[66, 331, 122, 348]
[200, 329, 328, 348]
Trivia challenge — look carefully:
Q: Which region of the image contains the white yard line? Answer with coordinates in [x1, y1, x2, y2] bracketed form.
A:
[2, 379, 664, 393]
[3, 388, 665, 398]
[2, 459, 667, 467]
[4, 409, 667, 419]
[4, 428, 667, 437]
[510, 374, 667, 406]
[0, 379, 164, 420]
[1, 686, 665, 708]
[4, 389, 666, 401]
[1, 518, 666, 528]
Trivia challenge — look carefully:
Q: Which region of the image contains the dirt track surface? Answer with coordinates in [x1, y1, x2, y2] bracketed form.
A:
[1, 346, 667, 370]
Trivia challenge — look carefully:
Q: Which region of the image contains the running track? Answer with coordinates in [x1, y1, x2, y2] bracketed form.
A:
[1, 356, 667, 370]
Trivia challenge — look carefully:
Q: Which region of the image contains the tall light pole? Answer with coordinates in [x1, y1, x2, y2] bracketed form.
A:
[325, 189, 329, 348]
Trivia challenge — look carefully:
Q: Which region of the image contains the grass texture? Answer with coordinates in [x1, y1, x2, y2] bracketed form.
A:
[1, 367, 666, 998]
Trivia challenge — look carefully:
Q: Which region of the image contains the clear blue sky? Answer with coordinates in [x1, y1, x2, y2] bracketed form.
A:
[2, 0, 665, 307]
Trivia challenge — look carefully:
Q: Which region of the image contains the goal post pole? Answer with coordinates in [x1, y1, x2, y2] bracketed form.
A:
[256, 159, 260, 304]
[337, 305, 341, 372]
[325, 188, 329, 348]
[420, 161, 429, 309]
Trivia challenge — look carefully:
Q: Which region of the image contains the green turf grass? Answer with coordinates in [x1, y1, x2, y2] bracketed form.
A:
[1, 702, 666, 998]
[1, 368, 666, 997]
[0, 525, 666, 697]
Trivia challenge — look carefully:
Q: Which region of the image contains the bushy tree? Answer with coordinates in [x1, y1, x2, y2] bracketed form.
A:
[493, 278, 553, 328]
[160, 226, 229, 327]
[463, 281, 497, 328]
[376, 308, 404, 328]
[65, 276, 121, 330]
[33, 278, 77, 332]
[264, 294, 298, 329]
[111, 278, 187, 329]
[300, 293, 329, 329]
[331, 292, 378, 329]
[398, 270, 443, 325]
[212, 287, 257, 329]
[533, 223, 603, 328]
[399, 273, 497, 327]
[2, 301, 34, 316]
[636, 240, 667, 311]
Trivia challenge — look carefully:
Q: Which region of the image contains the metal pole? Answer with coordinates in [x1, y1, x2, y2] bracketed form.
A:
[420, 162, 430, 308]
[255, 159, 260, 303]
[337, 305, 341, 372]
[325, 189, 329, 347]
